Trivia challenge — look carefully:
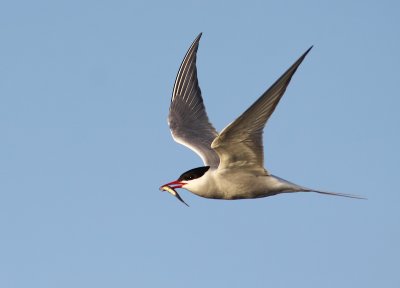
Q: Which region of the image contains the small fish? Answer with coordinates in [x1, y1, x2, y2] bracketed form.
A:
[160, 185, 190, 207]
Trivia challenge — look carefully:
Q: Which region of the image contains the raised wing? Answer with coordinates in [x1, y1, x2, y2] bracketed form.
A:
[211, 47, 313, 171]
[168, 33, 220, 167]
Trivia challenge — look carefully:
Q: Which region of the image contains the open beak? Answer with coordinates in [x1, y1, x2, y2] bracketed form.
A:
[159, 180, 185, 190]
[159, 181, 189, 207]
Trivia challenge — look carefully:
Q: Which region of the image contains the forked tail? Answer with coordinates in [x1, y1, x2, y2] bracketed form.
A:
[305, 189, 366, 200]
[270, 175, 366, 199]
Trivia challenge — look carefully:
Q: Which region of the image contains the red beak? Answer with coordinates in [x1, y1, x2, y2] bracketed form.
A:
[159, 180, 185, 190]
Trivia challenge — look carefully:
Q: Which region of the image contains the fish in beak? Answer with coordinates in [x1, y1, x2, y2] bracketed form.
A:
[159, 184, 189, 207]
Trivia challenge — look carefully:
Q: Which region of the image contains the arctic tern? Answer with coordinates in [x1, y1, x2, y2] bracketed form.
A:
[160, 33, 362, 205]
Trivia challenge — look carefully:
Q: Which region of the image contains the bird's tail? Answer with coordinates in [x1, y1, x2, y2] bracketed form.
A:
[270, 175, 366, 199]
[304, 189, 366, 200]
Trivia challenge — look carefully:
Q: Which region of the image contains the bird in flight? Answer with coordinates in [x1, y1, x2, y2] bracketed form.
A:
[160, 33, 362, 206]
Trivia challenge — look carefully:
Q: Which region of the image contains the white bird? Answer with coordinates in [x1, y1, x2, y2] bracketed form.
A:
[160, 33, 362, 205]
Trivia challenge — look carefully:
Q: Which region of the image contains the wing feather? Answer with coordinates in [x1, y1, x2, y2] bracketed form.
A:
[212, 47, 313, 171]
[168, 33, 220, 167]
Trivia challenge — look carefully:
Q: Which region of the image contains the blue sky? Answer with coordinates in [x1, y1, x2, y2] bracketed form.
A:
[1, 0, 399, 287]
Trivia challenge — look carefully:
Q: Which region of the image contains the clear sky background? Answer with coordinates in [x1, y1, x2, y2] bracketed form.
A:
[1, 0, 399, 287]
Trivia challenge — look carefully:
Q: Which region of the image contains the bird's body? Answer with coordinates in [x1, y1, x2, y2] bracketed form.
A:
[161, 33, 362, 205]
[183, 169, 305, 200]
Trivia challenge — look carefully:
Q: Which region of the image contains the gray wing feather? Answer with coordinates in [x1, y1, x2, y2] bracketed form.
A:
[212, 47, 313, 171]
[169, 33, 220, 167]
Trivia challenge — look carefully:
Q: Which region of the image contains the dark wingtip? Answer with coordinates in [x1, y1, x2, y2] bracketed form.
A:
[300, 45, 313, 60]
[284, 45, 313, 76]
[194, 32, 202, 43]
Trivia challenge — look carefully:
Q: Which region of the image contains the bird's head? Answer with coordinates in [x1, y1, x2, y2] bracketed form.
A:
[160, 166, 210, 191]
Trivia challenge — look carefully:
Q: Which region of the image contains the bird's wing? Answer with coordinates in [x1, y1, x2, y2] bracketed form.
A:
[168, 33, 220, 167]
[211, 47, 312, 172]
